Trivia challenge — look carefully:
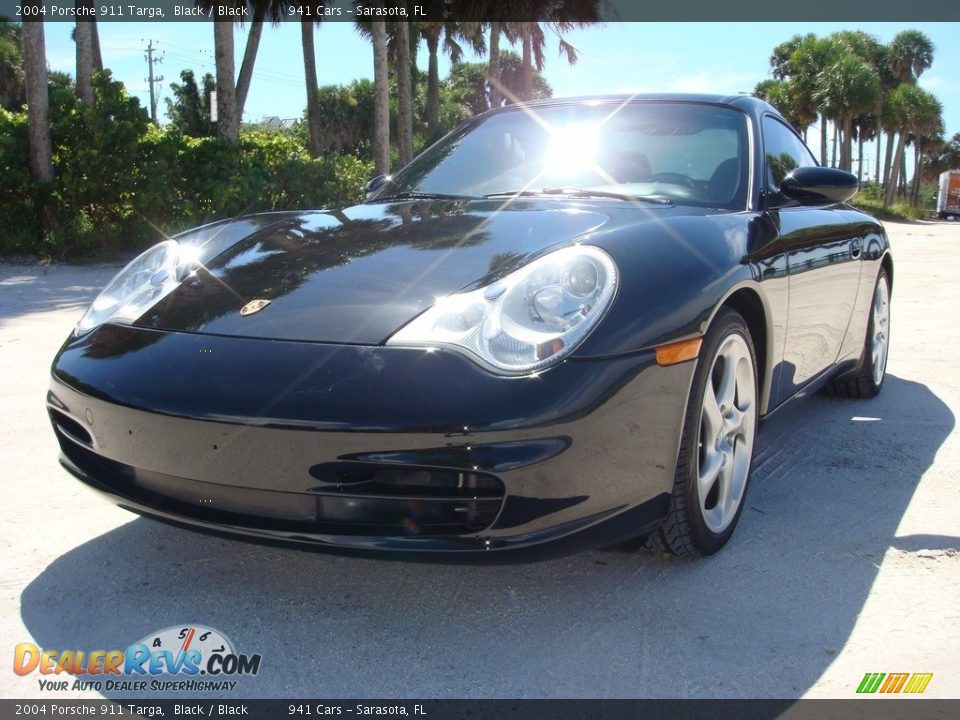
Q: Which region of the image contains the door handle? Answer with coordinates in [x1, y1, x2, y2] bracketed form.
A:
[850, 238, 863, 259]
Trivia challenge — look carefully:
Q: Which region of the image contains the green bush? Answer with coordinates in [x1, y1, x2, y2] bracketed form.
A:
[1, 73, 373, 259]
[851, 183, 931, 222]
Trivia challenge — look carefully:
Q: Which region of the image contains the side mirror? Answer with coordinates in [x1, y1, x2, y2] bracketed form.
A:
[364, 174, 390, 200]
[779, 166, 859, 205]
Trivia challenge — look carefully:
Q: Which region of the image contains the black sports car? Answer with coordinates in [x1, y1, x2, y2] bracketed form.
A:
[48, 94, 891, 558]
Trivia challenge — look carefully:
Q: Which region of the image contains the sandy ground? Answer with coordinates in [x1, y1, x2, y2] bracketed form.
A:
[0, 220, 958, 700]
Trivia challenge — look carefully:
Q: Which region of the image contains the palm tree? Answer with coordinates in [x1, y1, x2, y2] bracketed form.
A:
[509, 20, 587, 102]
[236, 1, 288, 123]
[488, 21, 501, 108]
[301, 15, 323, 156]
[867, 43, 895, 187]
[371, 19, 390, 174]
[889, 29, 934, 85]
[202, 0, 284, 141]
[909, 110, 943, 205]
[824, 30, 888, 180]
[70, 2, 102, 106]
[884, 84, 940, 207]
[882, 30, 934, 192]
[74, 10, 95, 104]
[492, 1, 601, 104]
[814, 53, 878, 172]
[927, 132, 960, 179]
[852, 112, 877, 182]
[20, 4, 53, 230]
[213, 19, 238, 141]
[418, 13, 484, 139]
[754, 78, 815, 139]
[775, 33, 838, 165]
[396, 20, 413, 166]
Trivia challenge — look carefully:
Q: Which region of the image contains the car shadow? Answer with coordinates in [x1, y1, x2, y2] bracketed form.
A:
[19, 374, 955, 699]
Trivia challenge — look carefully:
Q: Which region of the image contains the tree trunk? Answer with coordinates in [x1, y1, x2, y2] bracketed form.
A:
[372, 20, 390, 175]
[845, 118, 854, 172]
[425, 31, 439, 140]
[21, 13, 54, 234]
[213, 20, 238, 142]
[898, 145, 908, 199]
[831, 122, 837, 168]
[488, 22, 501, 108]
[819, 114, 827, 166]
[236, 13, 265, 123]
[873, 112, 882, 184]
[22, 16, 53, 185]
[521, 27, 532, 101]
[883, 130, 895, 189]
[397, 21, 413, 166]
[857, 133, 864, 182]
[884, 130, 907, 206]
[301, 19, 322, 157]
[91, 17, 102, 72]
[75, 20, 95, 105]
[911, 144, 921, 206]
[838, 116, 850, 171]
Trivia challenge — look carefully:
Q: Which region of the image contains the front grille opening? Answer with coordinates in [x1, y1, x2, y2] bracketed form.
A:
[49, 409, 94, 447]
[60, 441, 504, 538]
[308, 462, 502, 499]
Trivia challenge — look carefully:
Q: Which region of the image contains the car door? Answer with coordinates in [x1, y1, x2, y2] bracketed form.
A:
[761, 115, 863, 400]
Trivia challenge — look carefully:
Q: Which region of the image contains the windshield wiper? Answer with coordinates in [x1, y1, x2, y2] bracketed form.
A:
[369, 191, 476, 203]
[483, 188, 673, 204]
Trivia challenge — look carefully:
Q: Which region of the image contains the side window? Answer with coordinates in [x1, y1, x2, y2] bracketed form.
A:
[762, 116, 817, 190]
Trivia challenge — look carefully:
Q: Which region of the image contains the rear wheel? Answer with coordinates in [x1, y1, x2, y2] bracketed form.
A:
[825, 268, 890, 399]
[653, 308, 758, 558]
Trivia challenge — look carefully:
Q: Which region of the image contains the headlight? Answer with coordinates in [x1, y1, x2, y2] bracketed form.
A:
[76, 240, 183, 335]
[387, 245, 618, 375]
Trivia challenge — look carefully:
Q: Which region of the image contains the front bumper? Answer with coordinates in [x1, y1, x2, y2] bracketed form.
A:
[49, 324, 695, 554]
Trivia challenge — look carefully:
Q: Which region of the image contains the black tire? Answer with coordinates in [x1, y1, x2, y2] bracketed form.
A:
[825, 268, 890, 399]
[652, 308, 759, 558]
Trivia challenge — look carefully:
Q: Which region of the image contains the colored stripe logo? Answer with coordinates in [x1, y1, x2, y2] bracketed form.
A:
[857, 672, 932, 694]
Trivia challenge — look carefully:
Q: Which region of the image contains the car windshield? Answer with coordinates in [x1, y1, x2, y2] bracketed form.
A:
[375, 101, 750, 210]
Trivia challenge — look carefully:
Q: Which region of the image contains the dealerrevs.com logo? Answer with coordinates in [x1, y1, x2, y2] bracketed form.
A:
[13, 625, 261, 693]
[856, 672, 933, 694]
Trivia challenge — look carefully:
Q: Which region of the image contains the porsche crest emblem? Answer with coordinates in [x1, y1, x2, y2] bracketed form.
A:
[240, 299, 271, 316]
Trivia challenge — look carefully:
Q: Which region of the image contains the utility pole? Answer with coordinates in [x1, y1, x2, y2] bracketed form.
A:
[143, 39, 164, 123]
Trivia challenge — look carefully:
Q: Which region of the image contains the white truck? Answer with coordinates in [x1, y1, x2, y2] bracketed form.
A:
[938, 170, 960, 220]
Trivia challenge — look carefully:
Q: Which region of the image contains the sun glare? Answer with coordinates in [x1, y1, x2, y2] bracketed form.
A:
[545, 124, 601, 175]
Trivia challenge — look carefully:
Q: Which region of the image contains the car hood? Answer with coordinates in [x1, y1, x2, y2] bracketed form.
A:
[137, 199, 694, 344]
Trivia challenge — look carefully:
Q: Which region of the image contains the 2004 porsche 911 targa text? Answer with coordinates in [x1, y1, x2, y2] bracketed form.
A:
[48, 95, 891, 558]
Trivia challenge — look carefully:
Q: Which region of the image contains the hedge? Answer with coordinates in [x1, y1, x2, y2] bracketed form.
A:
[0, 73, 372, 259]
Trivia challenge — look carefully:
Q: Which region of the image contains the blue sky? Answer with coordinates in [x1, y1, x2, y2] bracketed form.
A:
[43, 21, 960, 181]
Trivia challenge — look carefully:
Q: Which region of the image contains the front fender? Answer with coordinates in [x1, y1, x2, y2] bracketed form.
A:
[575, 212, 761, 357]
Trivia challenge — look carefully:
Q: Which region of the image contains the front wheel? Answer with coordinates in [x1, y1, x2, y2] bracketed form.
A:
[653, 308, 759, 558]
[825, 268, 890, 399]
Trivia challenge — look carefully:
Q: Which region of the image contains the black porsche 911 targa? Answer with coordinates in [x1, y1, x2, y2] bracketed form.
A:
[48, 94, 891, 558]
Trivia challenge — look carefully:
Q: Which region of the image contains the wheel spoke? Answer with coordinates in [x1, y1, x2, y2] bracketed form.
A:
[702, 377, 723, 440]
[698, 444, 723, 501]
[728, 436, 749, 504]
[713, 448, 735, 528]
[715, 350, 737, 411]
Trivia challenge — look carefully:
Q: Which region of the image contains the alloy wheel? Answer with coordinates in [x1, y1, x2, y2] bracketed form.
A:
[697, 333, 757, 534]
[871, 278, 890, 387]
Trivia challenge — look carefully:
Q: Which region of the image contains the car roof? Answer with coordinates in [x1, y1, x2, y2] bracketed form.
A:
[484, 93, 781, 122]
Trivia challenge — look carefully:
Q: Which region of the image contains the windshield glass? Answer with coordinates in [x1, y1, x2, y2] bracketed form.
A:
[377, 101, 750, 210]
